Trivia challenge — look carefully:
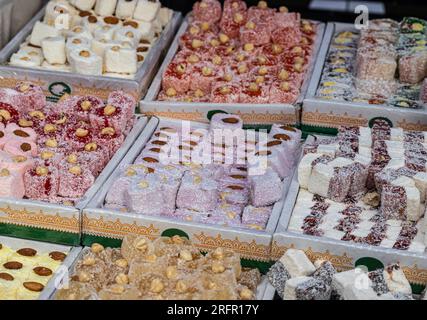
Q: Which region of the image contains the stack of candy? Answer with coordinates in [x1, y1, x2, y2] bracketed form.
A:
[104, 114, 301, 231]
[267, 249, 416, 300]
[290, 119, 427, 253]
[55, 235, 261, 300]
[317, 17, 427, 109]
[0, 82, 136, 205]
[0, 241, 68, 300]
[9, 0, 174, 78]
[158, 0, 318, 104]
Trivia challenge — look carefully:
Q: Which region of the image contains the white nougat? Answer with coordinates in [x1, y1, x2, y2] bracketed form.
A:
[390, 128, 404, 141]
[116, 0, 138, 19]
[358, 127, 372, 147]
[307, 163, 334, 198]
[69, 49, 103, 76]
[42, 36, 67, 65]
[10, 53, 42, 68]
[413, 172, 427, 203]
[44, 0, 77, 28]
[30, 21, 62, 47]
[392, 177, 422, 222]
[94, 25, 118, 41]
[114, 27, 142, 47]
[383, 266, 412, 295]
[41, 61, 72, 72]
[283, 276, 312, 300]
[298, 153, 322, 189]
[279, 249, 316, 278]
[94, 0, 118, 16]
[82, 16, 103, 33]
[68, 26, 94, 40]
[133, 0, 160, 22]
[66, 37, 91, 62]
[158, 7, 173, 27]
[70, 0, 97, 11]
[136, 20, 155, 40]
[91, 38, 118, 57]
[343, 285, 379, 300]
[332, 268, 366, 297]
[104, 46, 137, 74]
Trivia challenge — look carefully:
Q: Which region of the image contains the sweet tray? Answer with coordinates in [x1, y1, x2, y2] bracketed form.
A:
[0, 235, 81, 300]
[303, 22, 427, 135]
[141, 14, 325, 127]
[273, 136, 427, 294]
[0, 4, 182, 101]
[82, 117, 297, 269]
[48, 246, 270, 300]
[0, 115, 149, 246]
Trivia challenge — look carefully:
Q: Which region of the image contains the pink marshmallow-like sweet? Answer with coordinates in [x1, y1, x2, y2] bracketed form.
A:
[3, 139, 38, 157]
[193, 0, 222, 24]
[0, 168, 25, 199]
[5, 123, 37, 143]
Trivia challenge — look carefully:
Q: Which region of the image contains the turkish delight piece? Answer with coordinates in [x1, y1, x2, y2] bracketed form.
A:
[58, 165, 95, 198]
[0, 168, 25, 199]
[241, 205, 272, 230]
[312, 260, 337, 286]
[383, 264, 412, 295]
[368, 269, 389, 296]
[176, 171, 218, 212]
[332, 268, 366, 298]
[342, 284, 379, 300]
[24, 166, 59, 200]
[209, 113, 243, 132]
[381, 176, 422, 221]
[283, 276, 331, 300]
[267, 260, 291, 299]
[398, 52, 427, 84]
[280, 249, 316, 278]
[192, 0, 222, 24]
[249, 168, 283, 207]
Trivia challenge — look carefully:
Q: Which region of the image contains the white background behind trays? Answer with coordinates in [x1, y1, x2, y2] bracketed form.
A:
[83, 117, 297, 261]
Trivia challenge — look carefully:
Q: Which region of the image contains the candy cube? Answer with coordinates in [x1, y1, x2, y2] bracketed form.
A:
[249, 168, 283, 207]
[241, 205, 272, 230]
[176, 171, 219, 212]
[24, 166, 59, 200]
[0, 168, 25, 199]
[58, 165, 95, 198]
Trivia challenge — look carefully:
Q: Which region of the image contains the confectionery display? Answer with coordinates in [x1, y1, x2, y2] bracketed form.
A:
[1, 0, 427, 302]
[317, 18, 427, 108]
[157, 0, 318, 104]
[0, 83, 136, 205]
[8, 0, 174, 78]
[289, 119, 427, 253]
[103, 114, 301, 230]
[267, 248, 418, 300]
[55, 235, 261, 300]
[0, 239, 68, 300]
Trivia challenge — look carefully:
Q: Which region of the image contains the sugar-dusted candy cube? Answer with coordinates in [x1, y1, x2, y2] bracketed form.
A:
[267, 260, 291, 298]
[398, 52, 427, 84]
[240, 20, 271, 46]
[90, 104, 128, 135]
[176, 171, 219, 212]
[280, 249, 316, 278]
[107, 91, 135, 122]
[58, 165, 95, 198]
[161, 61, 191, 94]
[241, 205, 272, 230]
[72, 96, 105, 122]
[24, 166, 59, 200]
[192, 0, 222, 24]
[381, 176, 422, 221]
[95, 128, 125, 158]
[0, 102, 20, 125]
[14, 82, 46, 113]
[284, 276, 331, 300]
[312, 260, 337, 286]
[249, 168, 283, 207]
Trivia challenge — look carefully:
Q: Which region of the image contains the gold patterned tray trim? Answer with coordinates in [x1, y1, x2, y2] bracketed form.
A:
[143, 109, 296, 125]
[193, 233, 271, 262]
[82, 215, 159, 239]
[0, 205, 79, 233]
